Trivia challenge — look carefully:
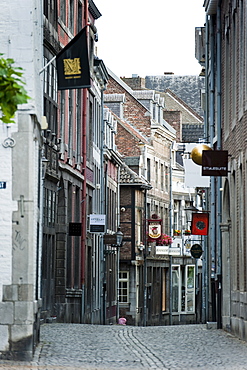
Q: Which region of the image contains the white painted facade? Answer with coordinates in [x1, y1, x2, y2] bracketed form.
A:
[0, 0, 43, 360]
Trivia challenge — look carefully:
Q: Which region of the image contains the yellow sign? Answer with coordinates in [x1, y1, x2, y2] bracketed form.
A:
[63, 58, 81, 78]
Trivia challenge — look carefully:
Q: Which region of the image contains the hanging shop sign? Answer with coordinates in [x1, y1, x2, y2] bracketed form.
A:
[89, 214, 106, 233]
[191, 212, 209, 235]
[148, 219, 162, 241]
[103, 234, 117, 245]
[56, 26, 91, 90]
[190, 244, 203, 259]
[202, 150, 228, 176]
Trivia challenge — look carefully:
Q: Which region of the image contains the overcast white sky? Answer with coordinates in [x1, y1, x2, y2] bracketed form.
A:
[95, 0, 206, 78]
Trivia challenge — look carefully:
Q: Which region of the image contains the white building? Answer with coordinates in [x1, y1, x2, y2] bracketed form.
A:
[0, 0, 43, 360]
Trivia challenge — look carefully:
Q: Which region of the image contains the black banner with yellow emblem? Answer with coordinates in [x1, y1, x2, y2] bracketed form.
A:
[56, 26, 91, 90]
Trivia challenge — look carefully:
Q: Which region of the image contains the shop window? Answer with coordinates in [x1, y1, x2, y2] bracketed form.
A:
[172, 265, 195, 313]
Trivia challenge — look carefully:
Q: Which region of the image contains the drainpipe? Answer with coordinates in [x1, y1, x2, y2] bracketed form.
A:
[209, 16, 217, 323]
[81, 0, 89, 322]
[143, 188, 148, 326]
[100, 91, 106, 325]
[203, 15, 210, 324]
[216, 0, 222, 329]
[169, 142, 174, 326]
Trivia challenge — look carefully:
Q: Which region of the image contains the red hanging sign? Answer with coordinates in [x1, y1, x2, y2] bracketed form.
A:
[191, 213, 209, 235]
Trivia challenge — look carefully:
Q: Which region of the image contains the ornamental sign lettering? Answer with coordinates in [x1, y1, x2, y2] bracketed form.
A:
[148, 219, 162, 241]
[202, 150, 228, 176]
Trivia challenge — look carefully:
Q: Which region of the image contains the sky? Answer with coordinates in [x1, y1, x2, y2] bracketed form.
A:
[95, 0, 206, 78]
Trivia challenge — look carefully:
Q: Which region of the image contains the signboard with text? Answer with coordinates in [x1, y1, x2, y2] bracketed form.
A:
[202, 150, 228, 176]
[89, 214, 106, 233]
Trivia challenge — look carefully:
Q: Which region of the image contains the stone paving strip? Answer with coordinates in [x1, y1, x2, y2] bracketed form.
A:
[0, 324, 247, 369]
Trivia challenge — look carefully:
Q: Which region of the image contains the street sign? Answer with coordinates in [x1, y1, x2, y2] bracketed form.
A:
[103, 234, 117, 245]
[0, 182, 6, 189]
[190, 244, 203, 259]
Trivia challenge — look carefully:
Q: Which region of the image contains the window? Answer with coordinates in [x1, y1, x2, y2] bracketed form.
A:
[59, 0, 66, 24]
[69, 0, 74, 33]
[43, 188, 56, 227]
[161, 163, 164, 190]
[165, 166, 169, 192]
[76, 89, 82, 163]
[119, 271, 129, 304]
[43, 52, 58, 135]
[155, 161, 158, 187]
[44, 0, 57, 28]
[147, 158, 151, 182]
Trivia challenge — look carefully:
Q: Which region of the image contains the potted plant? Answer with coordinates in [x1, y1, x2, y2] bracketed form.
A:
[174, 229, 181, 236]
[156, 233, 173, 246]
[184, 229, 191, 235]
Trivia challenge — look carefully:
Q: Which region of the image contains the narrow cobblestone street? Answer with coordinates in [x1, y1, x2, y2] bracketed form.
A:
[0, 324, 247, 369]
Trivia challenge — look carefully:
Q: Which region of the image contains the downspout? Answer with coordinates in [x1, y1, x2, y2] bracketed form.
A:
[202, 16, 210, 324]
[81, 0, 89, 321]
[169, 142, 174, 326]
[216, 0, 222, 329]
[143, 188, 147, 327]
[116, 163, 121, 323]
[209, 15, 217, 322]
[100, 91, 106, 325]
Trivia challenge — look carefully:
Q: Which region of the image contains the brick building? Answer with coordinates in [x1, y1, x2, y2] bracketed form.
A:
[104, 70, 200, 325]
[202, 0, 247, 341]
[42, 0, 114, 325]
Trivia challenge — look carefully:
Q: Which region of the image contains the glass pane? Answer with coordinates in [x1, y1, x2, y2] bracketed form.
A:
[187, 266, 195, 288]
[172, 267, 179, 312]
[186, 266, 195, 312]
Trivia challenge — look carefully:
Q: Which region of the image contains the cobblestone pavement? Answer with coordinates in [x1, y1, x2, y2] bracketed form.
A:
[0, 324, 247, 369]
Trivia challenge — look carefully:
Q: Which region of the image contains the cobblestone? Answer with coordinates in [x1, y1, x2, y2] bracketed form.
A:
[0, 324, 247, 369]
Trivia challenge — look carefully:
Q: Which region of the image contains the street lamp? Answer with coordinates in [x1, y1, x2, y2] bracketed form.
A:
[185, 201, 199, 230]
[115, 228, 123, 247]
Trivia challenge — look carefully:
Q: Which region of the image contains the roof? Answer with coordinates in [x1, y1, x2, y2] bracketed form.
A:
[120, 161, 152, 189]
[145, 75, 205, 117]
[165, 89, 203, 123]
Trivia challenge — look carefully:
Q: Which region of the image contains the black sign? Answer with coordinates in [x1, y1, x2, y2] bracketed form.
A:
[69, 222, 82, 236]
[202, 150, 228, 176]
[103, 234, 117, 245]
[90, 224, 105, 233]
[0, 182, 6, 189]
[190, 244, 203, 259]
[56, 26, 91, 90]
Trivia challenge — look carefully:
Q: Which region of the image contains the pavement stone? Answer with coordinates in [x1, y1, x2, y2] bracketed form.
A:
[0, 324, 247, 369]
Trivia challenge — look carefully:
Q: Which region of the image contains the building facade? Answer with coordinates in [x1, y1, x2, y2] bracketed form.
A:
[42, 0, 114, 325]
[202, 0, 247, 341]
[104, 71, 202, 325]
[0, 0, 43, 360]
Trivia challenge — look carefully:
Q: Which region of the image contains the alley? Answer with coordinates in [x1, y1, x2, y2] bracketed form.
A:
[0, 324, 247, 370]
